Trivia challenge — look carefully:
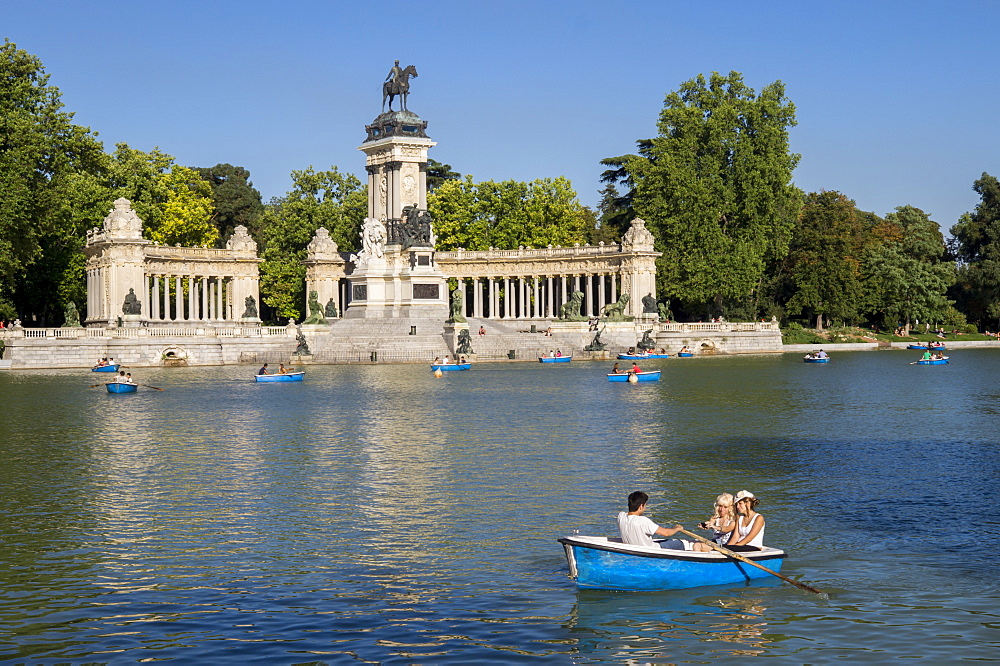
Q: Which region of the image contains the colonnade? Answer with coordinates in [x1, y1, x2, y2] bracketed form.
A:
[454, 273, 620, 319]
[144, 274, 234, 323]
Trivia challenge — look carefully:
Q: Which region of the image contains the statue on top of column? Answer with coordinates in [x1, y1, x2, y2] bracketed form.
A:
[382, 61, 418, 112]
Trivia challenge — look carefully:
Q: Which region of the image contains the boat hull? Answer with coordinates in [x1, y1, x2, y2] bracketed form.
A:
[907, 344, 946, 350]
[92, 365, 120, 372]
[677, 353, 694, 357]
[559, 536, 786, 591]
[803, 358, 830, 363]
[617, 354, 670, 360]
[431, 363, 471, 371]
[255, 372, 305, 382]
[916, 359, 949, 365]
[608, 370, 661, 382]
[106, 382, 137, 393]
[539, 356, 572, 363]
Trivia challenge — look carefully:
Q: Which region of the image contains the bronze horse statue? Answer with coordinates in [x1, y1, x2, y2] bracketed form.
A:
[383, 65, 418, 112]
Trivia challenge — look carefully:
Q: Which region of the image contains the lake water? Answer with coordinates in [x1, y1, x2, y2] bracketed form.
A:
[1, 350, 998, 662]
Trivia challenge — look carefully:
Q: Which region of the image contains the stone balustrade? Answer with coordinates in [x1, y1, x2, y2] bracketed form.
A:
[7, 326, 292, 339]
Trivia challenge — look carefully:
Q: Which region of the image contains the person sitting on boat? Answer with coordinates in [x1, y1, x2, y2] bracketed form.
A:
[658, 348, 666, 355]
[618, 491, 690, 550]
[258, 363, 270, 375]
[680, 346, 691, 354]
[727, 490, 765, 552]
[548, 350, 555, 357]
[804, 352, 816, 360]
[693, 492, 736, 551]
[627, 346, 636, 355]
[459, 355, 466, 363]
[115, 370, 128, 383]
[630, 362, 641, 374]
[816, 349, 828, 359]
[921, 350, 933, 361]
[442, 355, 450, 365]
[555, 349, 563, 357]
[433, 356, 441, 365]
[611, 362, 622, 374]
[125, 373, 135, 384]
[932, 351, 946, 360]
[278, 363, 288, 374]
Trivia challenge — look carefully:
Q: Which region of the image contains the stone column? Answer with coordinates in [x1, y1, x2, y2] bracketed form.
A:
[599, 273, 606, 315]
[473, 278, 482, 318]
[418, 162, 428, 209]
[187, 277, 194, 321]
[585, 274, 593, 317]
[487, 278, 495, 319]
[200, 278, 208, 321]
[174, 276, 182, 321]
[503, 277, 510, 319]
[533, 277, 540, 318]
[560, 275, 567, 311]
[546, 276, 553, 318]
[152, 276, 160, 320]
[611, 273, 617, 303]
[216, 277, 223, 321]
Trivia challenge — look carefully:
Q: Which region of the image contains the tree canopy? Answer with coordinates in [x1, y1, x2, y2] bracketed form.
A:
[950, 173, 1000, 327]
[606, 71, 800, 316]
[197, 163, 264, 243]
[428, 176, 590, 250]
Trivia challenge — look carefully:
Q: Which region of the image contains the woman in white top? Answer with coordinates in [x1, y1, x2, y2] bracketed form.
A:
[692, 492, 736, 551]
[726, 490, 765, 552]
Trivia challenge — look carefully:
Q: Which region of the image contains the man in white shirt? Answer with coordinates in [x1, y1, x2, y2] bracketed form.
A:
[617, 491, 690, 550]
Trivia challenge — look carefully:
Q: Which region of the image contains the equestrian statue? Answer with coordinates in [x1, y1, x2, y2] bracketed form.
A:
[383, 60, 419, 112]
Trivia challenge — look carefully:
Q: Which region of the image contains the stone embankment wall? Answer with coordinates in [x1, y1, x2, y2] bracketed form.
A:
[0, 320, 785, 369]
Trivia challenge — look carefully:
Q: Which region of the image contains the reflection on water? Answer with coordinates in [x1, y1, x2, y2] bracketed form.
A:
[1, 352, 999, 661]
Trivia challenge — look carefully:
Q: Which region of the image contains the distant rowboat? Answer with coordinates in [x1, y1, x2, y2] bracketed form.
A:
[803, 357, 830, 363]
[106, 382, 137, 394]
[907, 344, 946, 350]
[92, 364, 120, 372]
[676, 352, 694, 357]
[539, 356, 571, 363]
[255, 371, 305, 382]
[431, 363, 471, 371]
[608, 370, 661, 382]
[559, 535, 787, 591]
[617, 353, 670, 360]
[916, 358, 949, 365]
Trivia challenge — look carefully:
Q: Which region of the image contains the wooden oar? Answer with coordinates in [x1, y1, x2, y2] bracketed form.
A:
[139, 383, 164, 391]
[676, 528, 827, 596]
[89, 383, 104, 388]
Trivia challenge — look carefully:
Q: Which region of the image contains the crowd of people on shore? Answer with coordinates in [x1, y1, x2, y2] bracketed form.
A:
[617, 490, 765, 552]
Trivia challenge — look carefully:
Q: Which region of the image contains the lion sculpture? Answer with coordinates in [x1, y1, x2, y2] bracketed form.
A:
[601, 293, 630, 321]
[558, 290, 588, 321]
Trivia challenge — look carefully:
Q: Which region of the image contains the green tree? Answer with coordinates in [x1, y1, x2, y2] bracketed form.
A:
[950, 173, 1000, 328]
[259, 167, 365, 320]
[784, 191, 867, 330]
[0, 40, 104, 323]
[425, 158, 461, 192]
[606, 72, 800, 317]
[429, 176, 590, 250]
[197, 163, 264, 243]
[862, 205, 953, 333]
[150, 166, 218, 247]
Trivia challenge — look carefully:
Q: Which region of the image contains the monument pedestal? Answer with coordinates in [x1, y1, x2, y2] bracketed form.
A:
[346, 246, 447, 319]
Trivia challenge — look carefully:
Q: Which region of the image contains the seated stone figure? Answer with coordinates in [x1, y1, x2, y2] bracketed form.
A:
[559, 291, 588, 321]
[456, 328, 474, 355]
[637, 329, 656, 351]
[601, 294, 630, 321]
[302, 290, 328, 325]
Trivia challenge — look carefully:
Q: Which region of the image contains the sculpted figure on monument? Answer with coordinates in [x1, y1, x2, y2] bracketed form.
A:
[559, 291, 588, 321]
[324, 298, 338, 319]
[637, 329, 656, 351]
[447, 288, 467, 323]
[295, 329, 312, 355]
[642, 293, 658, 314]
[583, 325, 607, 352]
[62, 301, 81, 327]
[358, 217, 386, 263]
[601, 293, 630, 321]
[122, 288, 141, 315]
[302, 291, 328, 325]
[242, 295, 259, 319]
[382, 61, 418, 112]
[456, 328, 474, 355]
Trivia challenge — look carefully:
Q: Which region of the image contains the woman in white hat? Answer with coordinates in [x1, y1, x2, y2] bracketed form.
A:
[727, 490, 765, 552]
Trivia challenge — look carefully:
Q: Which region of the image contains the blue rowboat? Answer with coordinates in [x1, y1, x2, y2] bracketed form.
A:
[431, 363, 471, 371]
[92, 364, 120, 372]
[608, 370, 661, 382]
[803, 357, 830, 363]
[907, 344, 946, 350]
[916, 359, 949, 365]
[106, 382, 137, 394]
[617, 353, 670, 360]
[677, 352, 694, 357]
[255, 371, 305, 382]
[539, 356, 572, 363]
[559, 535, 787, 591]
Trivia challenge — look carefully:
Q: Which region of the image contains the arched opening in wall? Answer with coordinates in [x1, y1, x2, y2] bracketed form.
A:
[699, 339, 718, 354]
[161, 346, 189, 366]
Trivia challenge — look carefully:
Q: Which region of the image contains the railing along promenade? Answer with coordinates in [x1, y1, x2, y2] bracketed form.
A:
[5, 326, 290, 339]
[438, 242, 624, 261]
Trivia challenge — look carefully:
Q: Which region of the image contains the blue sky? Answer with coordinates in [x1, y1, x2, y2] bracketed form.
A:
[5, 1, 997, 232]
